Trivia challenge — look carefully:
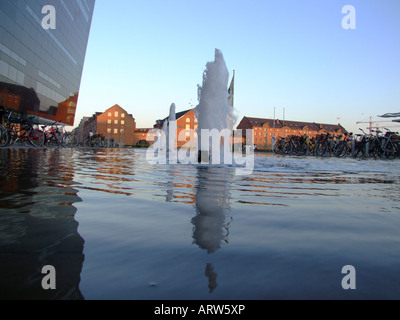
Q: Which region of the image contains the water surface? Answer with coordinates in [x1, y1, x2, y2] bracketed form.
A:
[1, 148, 400, 299]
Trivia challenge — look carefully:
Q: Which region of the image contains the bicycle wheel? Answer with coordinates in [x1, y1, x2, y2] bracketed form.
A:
[28, 129, 43, 147]
[93, 138, 103, 148]
[334, 142, 345, 157]
[64, 134, 78, 148]
[318, 142, 327, 156]
[283, 142, 291, 155]
[273, 142, 281, 154]
[296, 143, 306, 156]
[72, 135, 79, 147]
[45, 136, 61, 148]
[384, 144, 398, 159]
[84, 138, 94, 148]
[0, 125, 9, 147]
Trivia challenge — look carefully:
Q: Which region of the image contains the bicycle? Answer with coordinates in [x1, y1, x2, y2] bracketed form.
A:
[295, 134, 313, 156]
[62, 131, 79, 148]
[84, 133, 105, 148]
[370, 129, 399, 159]
[283, 135, 296, 155]
[0, 123, 8, 147]
[273, 137, 286, 155]
[0, 111, 43, 147]
[316, 133, 334, 156]
[352, 129, 372, 158]
[313, 134, 325, 156]
[332, 134, 349, 157]
[41, 121, 64, 147]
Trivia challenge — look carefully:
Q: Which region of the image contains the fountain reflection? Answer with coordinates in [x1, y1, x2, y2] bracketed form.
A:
[205, 263, 218, 293]
[191, 166, 233, 293]
[0, 148, 84, 300]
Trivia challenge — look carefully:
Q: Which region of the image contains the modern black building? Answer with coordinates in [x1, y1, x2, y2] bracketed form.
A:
[0, 0, 95, 125]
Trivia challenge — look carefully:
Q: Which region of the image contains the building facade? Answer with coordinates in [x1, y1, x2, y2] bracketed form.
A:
[134, 128, 156, 146]
[237, 117, 348, 150]
[0, 0, 95, 125]
[97, 104, 136, 145]
[78, 104, 136, 145]
[155, 109, 198, 148]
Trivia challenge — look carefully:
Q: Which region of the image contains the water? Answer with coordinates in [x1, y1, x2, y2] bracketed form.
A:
[1, 147, 400, 300]
[161, 103, 176, 154]
[195, 49, 237, 162]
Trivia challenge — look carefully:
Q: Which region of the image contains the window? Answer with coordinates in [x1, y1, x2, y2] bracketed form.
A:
[114, 111, 119, 117]
[107, 120, 111, 124]
[108, 112, 112, 117]
[121, 129, 125, 134]
[121, 113, 125, 118]
[114, 120, 118, 125]
[121, 120, 125, 125]
[186, 124, 190, 130]
[107, 128, 111, 133]
[186, 118, 190, 123]
[114, 129, 118, 134]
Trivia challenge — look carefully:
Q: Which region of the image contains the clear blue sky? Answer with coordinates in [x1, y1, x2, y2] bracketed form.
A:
[75, 0, 400, 134]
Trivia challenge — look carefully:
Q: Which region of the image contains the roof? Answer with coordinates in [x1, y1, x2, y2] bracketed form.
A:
[238, 116, 348, 133]
[135, 128, 153, 133]
[155, 108, 192, 125]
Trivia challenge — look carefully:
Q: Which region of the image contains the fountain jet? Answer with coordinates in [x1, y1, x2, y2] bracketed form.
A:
[195, 49, 237, 163]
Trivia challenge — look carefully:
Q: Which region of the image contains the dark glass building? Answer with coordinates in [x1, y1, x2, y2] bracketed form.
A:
[0, 0, 95, 125]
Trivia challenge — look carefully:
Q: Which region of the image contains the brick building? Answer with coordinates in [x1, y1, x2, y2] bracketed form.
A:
[78, 104, 136, 145]
[237, 116, 348, 150]
[155, 109, 198, 148]
[134, 128, 156, 146]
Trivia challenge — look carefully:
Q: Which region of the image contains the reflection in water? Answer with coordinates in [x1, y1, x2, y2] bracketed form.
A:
[205, 263, 218, 293]
[0, 149, 84, 300]
[192, 166, 232, 254]
[3, 148, 400, 299]
[191, 166, 233, 293]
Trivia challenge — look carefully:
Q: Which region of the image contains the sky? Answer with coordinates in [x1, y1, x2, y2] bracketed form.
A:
[75, 0, 400, 134]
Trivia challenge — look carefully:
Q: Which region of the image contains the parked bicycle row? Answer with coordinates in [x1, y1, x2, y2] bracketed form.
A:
[273, 128, 400, 159]
[0, 111, 118, 148]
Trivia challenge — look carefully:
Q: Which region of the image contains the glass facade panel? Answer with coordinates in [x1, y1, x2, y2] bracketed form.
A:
[0, 0, 95, 125]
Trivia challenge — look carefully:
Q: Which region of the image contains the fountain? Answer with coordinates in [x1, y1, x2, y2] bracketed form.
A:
[147, 49, 253, 175]
[195, 49, 237, 163]
[163, 103, 177, 162]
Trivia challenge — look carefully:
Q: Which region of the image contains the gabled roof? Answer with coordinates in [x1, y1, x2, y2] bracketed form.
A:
[156, 109, 192, 125]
